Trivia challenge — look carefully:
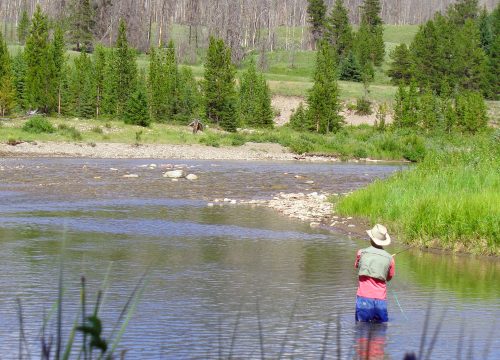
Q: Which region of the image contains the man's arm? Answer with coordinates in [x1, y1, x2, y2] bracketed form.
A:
[354, 249, 362, 269]
[386, 257, 395, 281]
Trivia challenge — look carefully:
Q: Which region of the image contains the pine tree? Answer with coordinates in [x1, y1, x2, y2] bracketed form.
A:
[69, 0, 95, 51]
[148, 41, 185, 123]
[176, 67, 200, 122]
[393, 81, 419, 129]
[410, 19, 440, 91]
[359, 0, 385, 66]
[387, 43, 412, 85]
[70, 50, 95, 118]
[239, 59, 274, 128]
[124, 84, 150, 127]
[307, 0, 327, 48]
[0, 32, 15, 116]
[93, 44, 107, 117]
[479, 7, 493, 55]
[114, 19, 137, 116]
[17, 8, 30, 45]
[164, 40, 179, 121]
[289, 103, 309, 131]
[455, 91, 488, 133]
[417, 89, 439, 131]
[256, 75, 274, 128]
[339, 51, 362, 82]
[101, 49, 118, 115]
[203, 36, 237, 132]
[448, 0, 479, 26]
[148, 46, 164, 121]
[0, 30, 10, 80]
[355, 24, 375, 82]
[12, 52, 27, 109]
[454, 19, 488, 92]
[324, 0, 354, 59]
[306, 41, 343, 133]
[485, 4, 500, 99]
[49, 25, 66, 114]
[0, 75, 16, 116]
[24, 5, 51, 112]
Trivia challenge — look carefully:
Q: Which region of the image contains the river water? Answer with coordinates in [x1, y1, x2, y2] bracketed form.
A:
[0, 157, 498, 359]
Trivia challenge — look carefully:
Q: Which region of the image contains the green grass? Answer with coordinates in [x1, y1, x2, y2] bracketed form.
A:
[1, 116, 472, 162]
[335, 132, 500, 255]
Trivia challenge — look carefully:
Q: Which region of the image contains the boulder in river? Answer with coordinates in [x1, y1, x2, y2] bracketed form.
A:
[186, 174, 198, 180]
[123, 174, 139, 178]
[163, 170, 184, 178]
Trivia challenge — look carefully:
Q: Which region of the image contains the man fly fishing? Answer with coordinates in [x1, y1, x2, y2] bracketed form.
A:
[354, 224, 395, 323]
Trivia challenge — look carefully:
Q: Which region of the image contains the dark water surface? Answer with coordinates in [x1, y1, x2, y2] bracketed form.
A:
[0, 158, 498, 359]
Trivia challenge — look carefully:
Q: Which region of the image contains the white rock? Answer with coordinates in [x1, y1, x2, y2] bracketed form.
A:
[163, 170, 184, 178]
[123, 174, 139, 178]
[230, 199, 237, 204]
[347, 216, 353, 220]
[171, 178, 179, 182]
[207, 203, 214, 207]
[186, 174, 198, 180]
[109, 168, 118, 171]
[223, 198, 231, 202]
[348, 224, 356, 228]
[305, 180, 314, 184]
[310, 222, 321, 228]
[149, 164, 157, 169]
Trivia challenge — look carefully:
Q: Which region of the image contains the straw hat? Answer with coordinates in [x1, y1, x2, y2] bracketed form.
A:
[366, 224, 391, 247]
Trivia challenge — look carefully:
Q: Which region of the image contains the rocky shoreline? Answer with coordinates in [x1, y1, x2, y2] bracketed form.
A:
[209, 191, 371, 241]
[0, 140, 336, 162]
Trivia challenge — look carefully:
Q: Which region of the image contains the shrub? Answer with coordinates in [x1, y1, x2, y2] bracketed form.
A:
[199, 134, 220, 147]
[229, 133, 246, 146]
[22, 116, 55, 134]
[289, 138, 313, 154]
[353, 147, 368, 159]
[58, 124, 83, 140]
[91, 126, 103, 134]
[402, 134, 427, 162]
[355, 97, 372, 115]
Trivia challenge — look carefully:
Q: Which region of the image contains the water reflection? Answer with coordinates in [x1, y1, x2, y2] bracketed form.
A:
[354, 323, 387, 360]
[0, 158, 498, 358]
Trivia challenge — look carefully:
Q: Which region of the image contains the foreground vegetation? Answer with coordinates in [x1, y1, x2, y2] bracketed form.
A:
[335, 131, 500, 255]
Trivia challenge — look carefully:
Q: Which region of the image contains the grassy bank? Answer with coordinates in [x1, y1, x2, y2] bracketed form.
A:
[1, 116, 479, 162]
[335, 132, 500, 255]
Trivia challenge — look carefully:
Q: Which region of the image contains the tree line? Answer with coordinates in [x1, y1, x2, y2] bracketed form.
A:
[1, 1, 498, 58]
[0, 5, 274, 132]
[387, 0, 498, 133]
[289, 0, 495, 135]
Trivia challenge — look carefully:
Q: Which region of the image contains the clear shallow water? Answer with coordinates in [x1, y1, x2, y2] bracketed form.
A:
[0, 158, 498, 359]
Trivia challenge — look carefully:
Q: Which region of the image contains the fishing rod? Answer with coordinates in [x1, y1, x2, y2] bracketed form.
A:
[391, 246, 414, 257]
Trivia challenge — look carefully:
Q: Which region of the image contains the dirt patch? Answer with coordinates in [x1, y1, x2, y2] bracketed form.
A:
[272, 95, 304, 126]
[271, 95, 393, 126]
